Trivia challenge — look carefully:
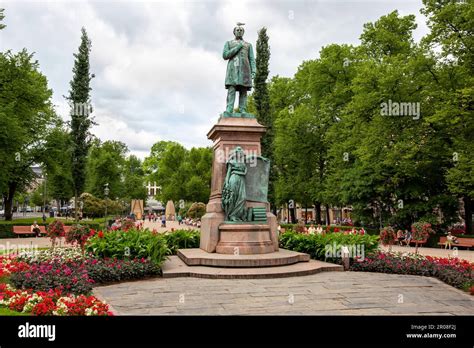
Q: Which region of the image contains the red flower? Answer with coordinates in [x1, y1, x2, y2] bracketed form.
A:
[98, 231, 104, 238]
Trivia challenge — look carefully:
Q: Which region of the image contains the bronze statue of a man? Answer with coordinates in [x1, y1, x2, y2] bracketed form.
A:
[222, 24, 256, 117]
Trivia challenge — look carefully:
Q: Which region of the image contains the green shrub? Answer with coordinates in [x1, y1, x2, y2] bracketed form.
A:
[187, 202, 206, 219]
[86, 229, 168, 265]
[163, 229, 200, 255]
[279, 230, 379, 262]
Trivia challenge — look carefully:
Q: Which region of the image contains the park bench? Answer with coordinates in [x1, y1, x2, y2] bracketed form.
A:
[13, 225, 47, 237]
[13, 225, 71, 237]
[438, 236, 474, 249]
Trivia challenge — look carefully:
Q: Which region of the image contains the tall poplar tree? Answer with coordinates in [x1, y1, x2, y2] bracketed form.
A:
[0, 8, 6, 30]
[254, 27, 276, 210]
[68, 27, 93, 220]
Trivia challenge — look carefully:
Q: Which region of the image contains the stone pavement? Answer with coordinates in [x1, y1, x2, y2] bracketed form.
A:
[0, 236, 67, 253]
[142, 220, 199, 233]
[93, 271, 474, 315]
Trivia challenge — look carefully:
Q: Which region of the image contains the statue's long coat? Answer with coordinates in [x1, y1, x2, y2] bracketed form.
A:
[223, 39, 256, 90]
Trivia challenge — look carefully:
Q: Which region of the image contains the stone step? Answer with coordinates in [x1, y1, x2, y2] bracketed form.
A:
[162, 255, 343, 279]
[177, 248, 310, 268]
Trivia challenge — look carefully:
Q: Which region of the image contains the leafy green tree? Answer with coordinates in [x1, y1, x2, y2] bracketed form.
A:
[39, 125, 74, 210]
[273, 43, 355, 223]
[421, 0, 474, 233]
[0, 50, 55, 220]
[122, 155, 147, 202]
[183, 147, 212, 203]
[85, 140, 127, 199]
[324, 10, 457, 228]
[144, 141, 212, 203]
[68, 28, 94, 220]
[30, 184, 46, 209]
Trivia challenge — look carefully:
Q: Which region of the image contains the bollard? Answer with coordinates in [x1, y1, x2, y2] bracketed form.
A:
[341, 246, 350, 271]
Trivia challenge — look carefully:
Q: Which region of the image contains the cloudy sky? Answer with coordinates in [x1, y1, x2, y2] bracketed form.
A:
[0, 0, 429, 159]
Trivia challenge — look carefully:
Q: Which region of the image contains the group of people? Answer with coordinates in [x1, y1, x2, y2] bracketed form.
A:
[295, 224, 367, 236]
[146, 212, 167, 227]
[396, 229, 412, 246]
[183, 218, 201, 228]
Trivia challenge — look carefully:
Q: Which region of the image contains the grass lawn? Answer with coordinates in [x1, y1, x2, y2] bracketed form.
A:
[0, 307, 30, 316]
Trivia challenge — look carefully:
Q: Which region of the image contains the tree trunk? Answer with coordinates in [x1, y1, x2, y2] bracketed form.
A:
[4, 182, 17, 221]
[325, 204, 330, 225]
[463, 195, 472, 234]
[314, 202, 322, 224]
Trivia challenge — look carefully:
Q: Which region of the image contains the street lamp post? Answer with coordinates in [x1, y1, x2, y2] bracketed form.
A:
[104, 183, 109, 230]
[43, 174, 47, 213]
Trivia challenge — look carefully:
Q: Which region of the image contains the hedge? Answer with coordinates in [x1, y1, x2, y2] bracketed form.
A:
[0, 221, 101, 239]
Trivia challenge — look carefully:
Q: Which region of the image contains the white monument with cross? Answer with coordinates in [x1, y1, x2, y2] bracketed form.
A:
[146, 181, 160, 197]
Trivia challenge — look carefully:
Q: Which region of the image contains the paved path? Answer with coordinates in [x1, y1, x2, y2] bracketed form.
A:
[142, 220, 199, 233]
[381, 245, 474, 262]
[93, 271, 474, 315]
[0, 237, 67, 253]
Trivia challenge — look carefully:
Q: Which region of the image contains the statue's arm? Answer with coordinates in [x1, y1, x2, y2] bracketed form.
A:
[223, 41, 243, 60]
[249, 43, 256, 77]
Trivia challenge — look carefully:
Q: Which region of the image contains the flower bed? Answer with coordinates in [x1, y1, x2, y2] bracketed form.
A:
[84, 257, 160, 283]
[350, 251, 474, 291]
[0, 256, 29, 279]
[9, 260, 93, 295]
[9, 258, 160, 295]
[0, 283, 112, 316]
[17, 247, 85, 263]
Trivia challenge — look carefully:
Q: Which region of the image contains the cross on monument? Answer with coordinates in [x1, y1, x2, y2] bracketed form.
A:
[146, 181, 160, 196]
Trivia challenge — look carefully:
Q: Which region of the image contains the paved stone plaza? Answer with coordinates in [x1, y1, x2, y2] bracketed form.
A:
[93, 271, 474, 315]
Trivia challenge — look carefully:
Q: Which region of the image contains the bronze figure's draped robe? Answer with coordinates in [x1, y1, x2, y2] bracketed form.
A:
[222, 148, 248, 221]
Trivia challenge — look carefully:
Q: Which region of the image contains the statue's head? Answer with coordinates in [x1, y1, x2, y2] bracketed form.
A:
[233, 26, 245, 39]
[229, 146, 245, 163]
